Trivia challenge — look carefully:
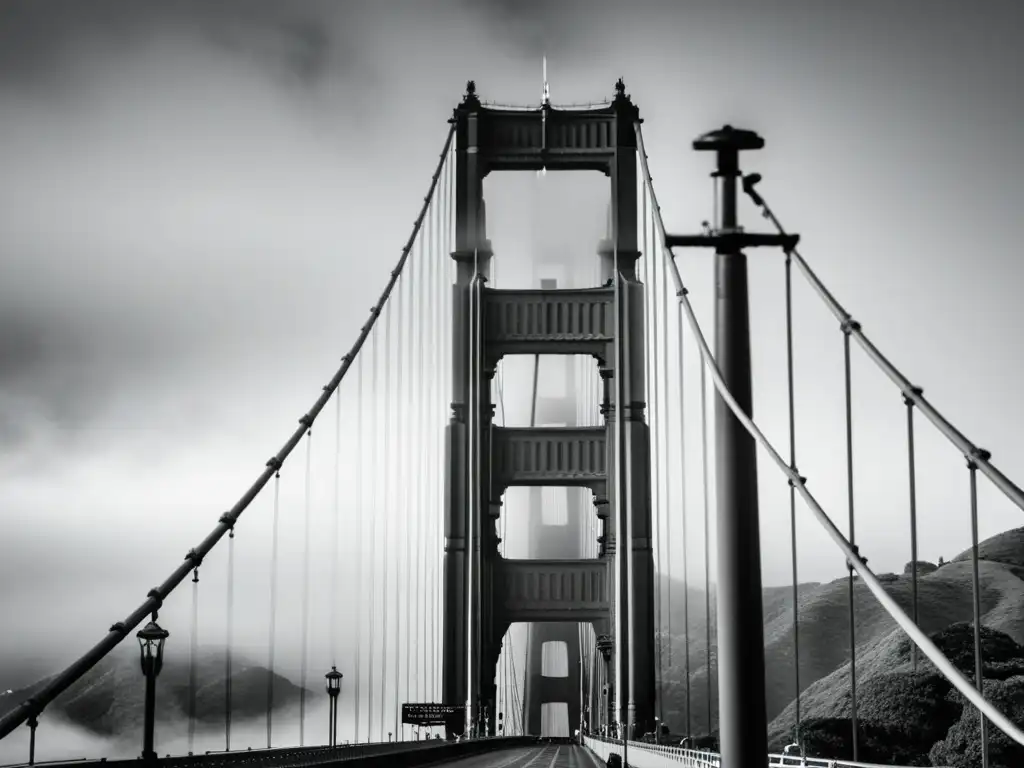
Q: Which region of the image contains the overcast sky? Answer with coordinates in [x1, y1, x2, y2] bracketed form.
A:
[2, 0, 1024, 752]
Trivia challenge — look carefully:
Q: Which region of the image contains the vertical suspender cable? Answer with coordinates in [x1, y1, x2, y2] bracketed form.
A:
[578, 623, 585, 736]
[429, 158, 444, 706]
[969, 458, 990, 768]
[368, 328, 378, 741]
[643, 174, 664, 728]
[407, 226, 418, 728]
[784, 250, 801, 742]
[332, 384, 342, 673]
[395, 250, 407, 741]
[355, 354, 364, 743]
[466, 248, 479, 734]
[530, 354, 540, 428]
[444, 165, 455, 702]
[188, 567, 199, 754]
[299, 429, 313, 746]
[225, 525, 235, 750]
[434, 168, 445, 705]
[417, 195, 430, 709]
[904, 389, 920, 672]
[652, 145, 688, 735]
[702, 168, 715, 737]
[382, 300, 393, 740]
[842, 328, 859, 762]
[659, 191, 672, 687]
[676, 297, 691, 739]
[700, 363, 712, 734]
[435, 150, 452, 704]
[267, 472, 281, 747]
[611, 175, 626, 754]
[26, 717, 36, 767]
[624, 273, 637, 746]
[473, 264, 484, 737]
[414, 196, 432, 708]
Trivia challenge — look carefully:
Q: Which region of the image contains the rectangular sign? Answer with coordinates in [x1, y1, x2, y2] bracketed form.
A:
[401, 703, 465, 727]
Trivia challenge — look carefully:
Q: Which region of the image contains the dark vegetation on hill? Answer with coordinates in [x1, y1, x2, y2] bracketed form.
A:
[657, 526, 1024, 767]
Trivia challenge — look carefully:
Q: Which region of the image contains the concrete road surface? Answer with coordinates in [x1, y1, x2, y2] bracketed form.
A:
[432, 744, 604, 768]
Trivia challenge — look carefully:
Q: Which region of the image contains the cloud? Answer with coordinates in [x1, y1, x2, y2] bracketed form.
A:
[0, 2, 380, 458]
[0, 1, 342, 89]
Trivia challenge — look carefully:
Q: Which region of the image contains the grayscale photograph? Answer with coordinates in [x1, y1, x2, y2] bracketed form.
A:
[0, 2, 1022, 767]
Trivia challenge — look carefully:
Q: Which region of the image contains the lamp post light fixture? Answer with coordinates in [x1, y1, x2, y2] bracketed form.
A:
[325, 666, 343, 747]
[137, 620, 169, 762]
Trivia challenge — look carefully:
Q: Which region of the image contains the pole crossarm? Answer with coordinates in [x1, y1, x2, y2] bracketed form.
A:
[664, 230, 799, 252]
[0, 124, 456, 743]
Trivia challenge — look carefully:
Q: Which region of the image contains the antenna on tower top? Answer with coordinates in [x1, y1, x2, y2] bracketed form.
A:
[542, 55, 550, 106]
[539, 55, 549, 178]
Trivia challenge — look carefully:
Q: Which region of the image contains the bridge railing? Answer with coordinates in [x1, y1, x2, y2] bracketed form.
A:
[0, 735, 537, 768]
[582, 734, 936, 768]
[0, 741, 428, 768]
[583, 734, 719, 767]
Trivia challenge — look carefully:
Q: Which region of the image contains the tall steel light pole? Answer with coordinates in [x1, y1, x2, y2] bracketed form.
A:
[665, 125, 798, 768]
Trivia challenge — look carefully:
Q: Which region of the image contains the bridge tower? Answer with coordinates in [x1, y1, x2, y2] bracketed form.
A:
[441, 79, 656, 740]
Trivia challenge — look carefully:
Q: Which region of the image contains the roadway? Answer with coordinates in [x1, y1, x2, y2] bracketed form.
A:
[431, 744, 603, 768]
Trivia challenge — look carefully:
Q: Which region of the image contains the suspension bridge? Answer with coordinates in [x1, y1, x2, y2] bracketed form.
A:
[2, 78, 1023, 768]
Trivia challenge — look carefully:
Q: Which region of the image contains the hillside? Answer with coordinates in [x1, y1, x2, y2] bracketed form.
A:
[656, 525, 1024, 766]
[0, 643, 309, 739]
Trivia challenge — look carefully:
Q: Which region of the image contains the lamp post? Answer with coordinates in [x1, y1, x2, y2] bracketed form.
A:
[325, 667, 342, 747]
[137, 620, 169, 762]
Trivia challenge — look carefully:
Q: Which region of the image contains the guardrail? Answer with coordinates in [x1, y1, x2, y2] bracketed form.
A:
[1, 735, 539, 768]
[582, 735, 719, 767]
[581, 735, 937, 768]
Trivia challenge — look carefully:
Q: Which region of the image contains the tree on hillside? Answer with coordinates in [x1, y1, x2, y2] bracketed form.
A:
[930, 677, 1024, 768]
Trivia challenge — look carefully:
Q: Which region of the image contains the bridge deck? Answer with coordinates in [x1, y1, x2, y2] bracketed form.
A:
[432, 744, 600, 768]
